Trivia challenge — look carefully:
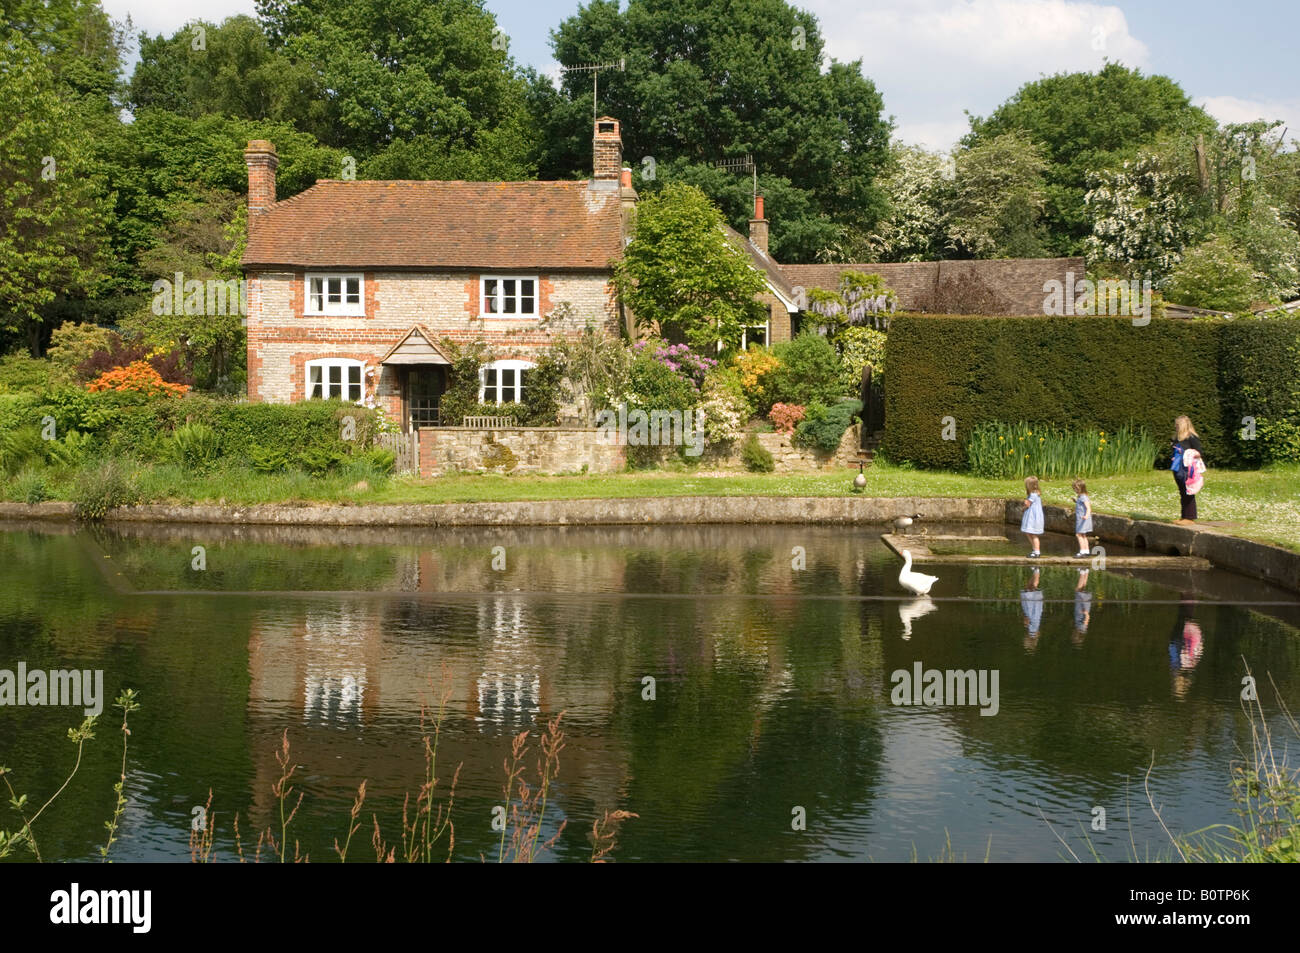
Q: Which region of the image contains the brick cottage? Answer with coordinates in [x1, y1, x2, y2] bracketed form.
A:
[240, 116, 1081, 435]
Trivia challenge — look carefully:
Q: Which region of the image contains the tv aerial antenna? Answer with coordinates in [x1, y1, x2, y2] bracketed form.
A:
[714, 154, 757, 205]
[560, 58, 626, 122]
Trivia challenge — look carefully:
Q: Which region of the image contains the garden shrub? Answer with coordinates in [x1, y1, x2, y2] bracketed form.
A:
[0, 426, 49, 475]
[732, 346, 781, 415]
[697, 374, 748, 447]
[12, 468, 49, 504]
[165, 422, 222, 471]
[836, 326, 887, 394]
[73, 458, 142, 521]
[884, 315, 1223, 469]
[0, 353, 51, 393]
[740, 433, 775, 472]
[771, 332, 844, 407]
[794, 399, 862, 453]
[769, 402, 805, 434]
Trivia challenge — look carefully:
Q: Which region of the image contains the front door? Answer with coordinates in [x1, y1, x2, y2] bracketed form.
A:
[407, 367, 445, 431]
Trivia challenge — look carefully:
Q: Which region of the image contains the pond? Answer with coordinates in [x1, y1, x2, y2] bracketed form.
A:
[1, 520, 1297, 863]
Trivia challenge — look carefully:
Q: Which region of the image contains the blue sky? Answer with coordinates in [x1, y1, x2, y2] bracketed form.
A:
[103, 0, 1300, 150]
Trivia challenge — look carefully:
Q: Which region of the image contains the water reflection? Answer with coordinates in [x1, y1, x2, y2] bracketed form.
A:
[1169, 595, 1205, 700]
[1, 522, 1297, 863]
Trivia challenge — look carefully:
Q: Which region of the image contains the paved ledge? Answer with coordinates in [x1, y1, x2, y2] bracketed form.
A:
[1005, 502, 1300, 594]
[881, 533, 1211, 569]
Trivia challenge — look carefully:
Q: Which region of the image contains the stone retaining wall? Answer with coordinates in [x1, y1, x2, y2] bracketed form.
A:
[418, 426, 625, 476]
[417, 422, 862, 475]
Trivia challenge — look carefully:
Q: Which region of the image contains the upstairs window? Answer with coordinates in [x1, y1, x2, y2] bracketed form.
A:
[479, 359, 534, 405]
[306, 358, 365, 402]
[481, 276, 537, 316]
[306, 274, 364, 315]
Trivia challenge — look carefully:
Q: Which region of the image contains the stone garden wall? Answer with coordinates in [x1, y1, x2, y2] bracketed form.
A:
[418, 427, 625, 476]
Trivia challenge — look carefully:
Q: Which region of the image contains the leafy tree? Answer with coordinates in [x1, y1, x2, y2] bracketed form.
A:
[1163, 236, 1259, 312]
[0, 30, 112, 354]
[770, 332, 843, 406]
[965, 63, 1215, 254]
[948, 131, 1049, 258]
[128, 16, 333, 144]
[254, 0, 536, 172]
[1084, 136, 1207, 279]
[545, 0, 892, 262]
[3, 0, 126, 109]
[868, 144, 954, 262]
[613, 183, 766, 351]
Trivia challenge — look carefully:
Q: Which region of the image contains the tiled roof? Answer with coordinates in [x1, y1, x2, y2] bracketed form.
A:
[242, 179, 625, 271]
[780, 258, 1086, 315]
[721, 225, 797, 304]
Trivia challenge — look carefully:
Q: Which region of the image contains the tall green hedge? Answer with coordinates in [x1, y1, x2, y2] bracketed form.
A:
[1217, 315, 1300, 466]
[883, 315, 1224, 469]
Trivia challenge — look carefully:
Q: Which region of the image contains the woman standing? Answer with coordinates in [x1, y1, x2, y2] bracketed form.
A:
[1171, 416, 1202, 524]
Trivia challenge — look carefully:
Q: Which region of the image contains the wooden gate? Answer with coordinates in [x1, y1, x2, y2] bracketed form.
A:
[377, 430, 419, 475]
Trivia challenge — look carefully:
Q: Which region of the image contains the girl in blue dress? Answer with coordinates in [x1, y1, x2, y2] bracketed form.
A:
[1072, 478, 1093, 558]
[1020, 475, 1044, 557]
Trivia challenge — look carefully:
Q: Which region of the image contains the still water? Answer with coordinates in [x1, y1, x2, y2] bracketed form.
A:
[1, 520, 1297, 862]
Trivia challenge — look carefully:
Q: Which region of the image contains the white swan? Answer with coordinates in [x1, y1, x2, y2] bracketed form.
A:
[898, 595, 936, 640]
[898, 549, 940, 596]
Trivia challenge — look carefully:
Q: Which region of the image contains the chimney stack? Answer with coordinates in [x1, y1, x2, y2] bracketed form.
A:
[244, 140, 279, 214]
[619, 166, 638, 238]
[749, 194, 768, 254]
[592, 117, 622, 181]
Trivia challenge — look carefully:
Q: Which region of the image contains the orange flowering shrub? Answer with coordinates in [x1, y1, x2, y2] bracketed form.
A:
[732, 347, 781, 412]
[86, 361, 189, 397]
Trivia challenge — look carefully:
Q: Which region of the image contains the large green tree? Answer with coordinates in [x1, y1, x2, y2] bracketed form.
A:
[965, 63, 1215, 255]
[614, 183, 766, 351]
[253, 0, 537, 178]
[0, 29, 112, 354]
[543, 0, 892, 262]
[948, 130, 1049, 258]
[128, 16, 333, 145]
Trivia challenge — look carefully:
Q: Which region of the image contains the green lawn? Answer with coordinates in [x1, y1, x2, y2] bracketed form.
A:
[13, 458, 1294, 552]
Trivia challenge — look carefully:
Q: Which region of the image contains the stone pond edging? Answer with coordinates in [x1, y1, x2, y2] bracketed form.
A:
[3, 496, 1296, 593]
[1004, 501, 1300, 594]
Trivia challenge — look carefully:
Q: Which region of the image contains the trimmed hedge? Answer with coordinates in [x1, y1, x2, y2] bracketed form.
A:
[1218, 315, 1300, 466]
[883, 315, 1224, 469]
[8, 389, 381, 467]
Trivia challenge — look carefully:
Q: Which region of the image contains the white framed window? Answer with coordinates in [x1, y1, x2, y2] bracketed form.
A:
[481, 276, 537, 316]
[306, 358, 366, 402]
[479, 359, 534, 405]
[741, 322, 770, 349]
[306, 273, 364, 315]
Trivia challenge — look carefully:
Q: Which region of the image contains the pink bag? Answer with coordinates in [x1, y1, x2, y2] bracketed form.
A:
[1183, 449, 1206, 494]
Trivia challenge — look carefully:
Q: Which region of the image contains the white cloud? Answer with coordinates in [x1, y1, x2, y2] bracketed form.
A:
[101, 0, 256, 40]
[1195, 95, 1300, 146]
[804, 0, 1150, 151]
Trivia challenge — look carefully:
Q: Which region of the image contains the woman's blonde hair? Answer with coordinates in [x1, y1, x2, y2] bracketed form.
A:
[1174, 415, 1198, 440]
[1025, 475, 1040, 494]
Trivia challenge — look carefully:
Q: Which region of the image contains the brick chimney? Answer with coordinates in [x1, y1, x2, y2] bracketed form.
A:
[748, 194, 768, 254]
[593, 117, 622, 181]
[619, 166, 638, 236]
[244, 140, 278, 214]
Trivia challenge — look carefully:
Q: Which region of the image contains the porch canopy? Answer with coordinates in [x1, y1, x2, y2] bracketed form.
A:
[379, 326, 452, 365]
